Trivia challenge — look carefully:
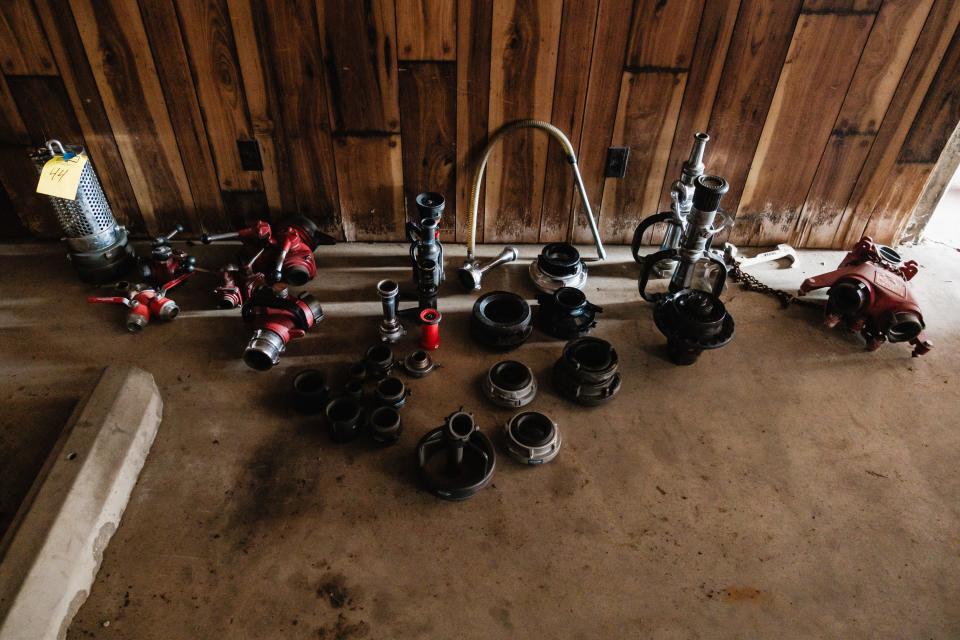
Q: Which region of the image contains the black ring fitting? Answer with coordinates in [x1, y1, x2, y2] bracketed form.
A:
[291, 369, 329, 414]
[482, 360, 537, 408]
[653, 288, 735, 365]
[343, 379, 364, 399]
[470, 291, 533, 349]
[369, 406, 402, 445]
[537, 243, 581, 277]
[692, 174, 729, 213]
[325, 396, 364, 443]
[416, 409, 496, 501]
[536, 286, 602, 339]
[553, 337, 622, 406]
[363, 344, 395, 378]
[504, 411, 562, 465]
[375, 376, 408, 408]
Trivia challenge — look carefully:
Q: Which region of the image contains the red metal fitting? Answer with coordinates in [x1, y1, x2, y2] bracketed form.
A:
[241, 285, 325, 370]
[419, 308, 441, 350]
[88, 272, 193, 332]
[141, 224, 196, 285]
[798, 236, 932, 356]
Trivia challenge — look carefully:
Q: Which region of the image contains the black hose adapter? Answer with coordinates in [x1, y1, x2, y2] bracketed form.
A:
[324, 396, 364, 443]
[504, 411, 562, 465]
[653, 288, 734, 365]
[470, 291, 532, 349]
[536, 287, 602, 339]
[291, 369, 330, 414]
[369, 406, 402, 445]
[416, 409, 496, 501]
[553, 337, 621, 406]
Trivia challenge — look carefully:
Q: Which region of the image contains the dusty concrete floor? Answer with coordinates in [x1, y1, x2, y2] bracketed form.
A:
[1, 241, 959, 639]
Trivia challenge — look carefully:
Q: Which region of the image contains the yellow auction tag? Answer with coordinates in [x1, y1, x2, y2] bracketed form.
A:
[36, 154, 88, 200]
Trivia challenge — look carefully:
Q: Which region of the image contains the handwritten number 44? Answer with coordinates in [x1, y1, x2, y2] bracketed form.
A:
[50, 167, 70, 183]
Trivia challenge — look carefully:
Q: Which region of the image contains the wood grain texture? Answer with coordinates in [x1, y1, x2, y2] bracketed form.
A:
[335, 135, 405, 241]
[795, 0, 933, 247]
[732, 12, 872, 246]
[257, 0, 340, 233]
[803, 0, 881, 12]
[175, 0, 260, 193]
[0, 73, 28, 145]
[318, 0, 401, 133]
[6, 76, 83, 145]
[227, 0, 294, 218]
[33, 0, 143, 231]
[71, 0, 197, 235]
[862, 161, 933, 243]
[836, 0, 960, 247]
[399, 62, 456, 241]
[706, 0, 803, 242]
[600, 71, 687, 243]
[658, 0, 740, 218]
[396, 0, 456, 61]
[484, 0, 562, 244]
[539, 0, 599, 242]
[0, 1, 55, 75]
[454, 0, 492, 243]
[0, 144, 59, 237]
[138, 0, 231, 232]
[571, 0, 635, 244]
[899, 26, 960, 163]
[626, 0, 704, 69]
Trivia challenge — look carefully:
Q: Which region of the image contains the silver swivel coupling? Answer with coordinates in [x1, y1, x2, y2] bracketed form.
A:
[377, 279, 405, 343]
[458, 246, 518, 291]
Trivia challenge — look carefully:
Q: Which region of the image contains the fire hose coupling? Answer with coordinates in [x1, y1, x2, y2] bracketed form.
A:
[363, 344, 396, 378]
[292, 369, 330, 414]
[375, 376, 409, 408]
[417, 258, 440, 311]
[504, 411, 562, 465]
[798, 236, 932, 356]
[482, 360, 537, 408]
[529, 243, 587, 293]
[420, 308, 441, 350]
[653, 289, 735, 365]
[416, 408, 496, 501]
[377, 279, 405, 343]
[241, 285, 324, 371]
[408, 192, 445, 285]
[537, 287, 602, 339]
[553, 337, 622, 406]
[87, 272, 193, 332]
[403, 350, 436, 378]
[369, 406, 402, 445]
[471, 291, 533, 349]
[324, 395, 364, 443]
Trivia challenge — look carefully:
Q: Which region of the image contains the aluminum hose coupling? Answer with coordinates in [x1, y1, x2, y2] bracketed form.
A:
[482, 361, 537, 408]
[529, 243, 587, 293]
[241, 284, 324, 371]
[504, 411, 562, 465]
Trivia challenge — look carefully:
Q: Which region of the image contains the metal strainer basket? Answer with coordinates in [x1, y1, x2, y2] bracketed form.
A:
[31, 139, 135, 282]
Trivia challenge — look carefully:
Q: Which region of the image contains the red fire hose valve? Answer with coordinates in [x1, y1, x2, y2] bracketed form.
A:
[87, 272, 193, 332]
[241, 284, 325, 370]
[798, 237, 932, 356]
[420, 308, 441, 350]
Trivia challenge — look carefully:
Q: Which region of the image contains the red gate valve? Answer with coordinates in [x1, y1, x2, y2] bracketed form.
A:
[88, 271, 194, 332]
[240, 284, 324, 370]
[141, 224, 196, 284]
[798, 236, 932, 356]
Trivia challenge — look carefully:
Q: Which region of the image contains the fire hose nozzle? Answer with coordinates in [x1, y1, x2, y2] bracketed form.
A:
[377, 279, 405, 343]
[458, 246, 518, 291]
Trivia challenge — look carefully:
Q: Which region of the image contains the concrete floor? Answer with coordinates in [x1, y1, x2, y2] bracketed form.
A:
[1, 241, 959, 639]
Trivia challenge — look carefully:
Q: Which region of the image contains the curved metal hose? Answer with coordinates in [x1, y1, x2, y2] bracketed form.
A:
[466, 119, 606, 262]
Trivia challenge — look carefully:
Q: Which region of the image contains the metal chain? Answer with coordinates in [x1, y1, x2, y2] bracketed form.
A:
[727, 260, 822, 309]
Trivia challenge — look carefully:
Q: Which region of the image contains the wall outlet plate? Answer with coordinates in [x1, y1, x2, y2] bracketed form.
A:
[237, 140, 264, 171]
[605, 147, 630, 179]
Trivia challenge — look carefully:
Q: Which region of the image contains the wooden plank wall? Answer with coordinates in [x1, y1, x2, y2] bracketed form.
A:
[0, 0, 957, 248]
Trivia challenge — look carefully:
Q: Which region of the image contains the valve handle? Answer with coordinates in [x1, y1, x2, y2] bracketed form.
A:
[87, 295, 132, 307]
[159, 271, 194, 296]
[637, 249, 680, 302]
[201, 230, 239, 244]
[631, 211, 679, 264]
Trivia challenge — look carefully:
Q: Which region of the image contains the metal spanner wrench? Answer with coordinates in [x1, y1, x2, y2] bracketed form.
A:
[722, 243, 799, 269]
